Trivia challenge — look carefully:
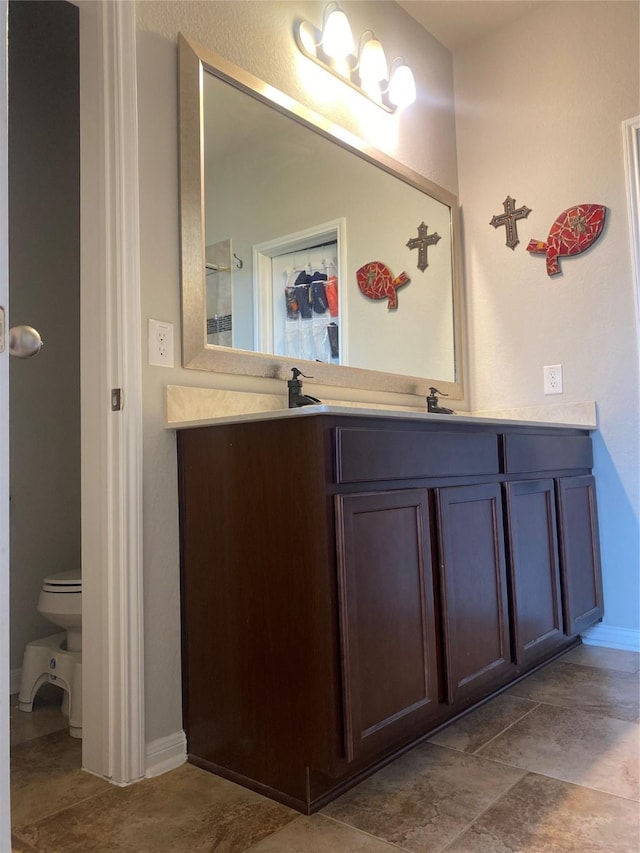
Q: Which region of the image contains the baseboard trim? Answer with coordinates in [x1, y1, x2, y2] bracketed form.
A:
[10, 668, 21, 696]
[145, 730, 187, 779]
[581, 623, 640, 652]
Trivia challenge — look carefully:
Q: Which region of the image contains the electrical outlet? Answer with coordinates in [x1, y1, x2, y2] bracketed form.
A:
[543, 364, 563, 395]
[148, 319, 174, 367]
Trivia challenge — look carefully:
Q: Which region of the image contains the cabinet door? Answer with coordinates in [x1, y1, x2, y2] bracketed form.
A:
[335, 489, 439, 765]
[436, 483, 512, 704]
[556, 475, 603, 635]
[504, 480, 563, 666]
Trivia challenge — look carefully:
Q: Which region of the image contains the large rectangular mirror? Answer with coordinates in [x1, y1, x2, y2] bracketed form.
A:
[179, 33, 464, 398]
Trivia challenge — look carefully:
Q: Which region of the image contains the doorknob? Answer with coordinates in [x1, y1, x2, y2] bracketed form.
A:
[8, 325, 44, 358]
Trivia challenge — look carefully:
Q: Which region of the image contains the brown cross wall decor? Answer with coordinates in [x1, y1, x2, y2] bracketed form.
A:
[406, 221, 441, 272]
[490, 196, 531, 249]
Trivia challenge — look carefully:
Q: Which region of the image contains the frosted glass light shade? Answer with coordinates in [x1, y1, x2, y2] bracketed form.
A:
[389, 64, 416, 107]
[359, 38, 388, 83]
[322, 9, 354, 59]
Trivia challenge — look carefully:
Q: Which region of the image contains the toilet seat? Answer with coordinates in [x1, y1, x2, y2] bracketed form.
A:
[42, 570, 81, 593]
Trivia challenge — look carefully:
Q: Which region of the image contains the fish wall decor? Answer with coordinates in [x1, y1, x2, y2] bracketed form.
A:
[356, 262, 410, 310]
[527, 204, 606, 276]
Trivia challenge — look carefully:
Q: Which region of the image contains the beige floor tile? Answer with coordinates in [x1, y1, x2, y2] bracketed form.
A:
[445, 772, 640, 852]
[11, 730, 112, 827]
[11, 834, 39, 853]
[428, 694, 539, 753]
[247, 814, 406, 852]
[17, 763, 297, 853]
[559, 643, 640, 673]
[10, 686, 68, 748]
[476, 702, 640, 801]
[321, 742, 525, 853]
[507, 660, 640, 721]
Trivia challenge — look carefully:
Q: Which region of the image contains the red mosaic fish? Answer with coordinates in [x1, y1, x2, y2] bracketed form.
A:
[356, 261, 410, 310]
[527, 204, 606, 276]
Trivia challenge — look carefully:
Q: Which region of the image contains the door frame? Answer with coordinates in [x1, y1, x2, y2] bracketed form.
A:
[78, 0, 145, 784]
[0, 0, 142, 839]
[1, 0, 11, 842]
[622, 115, 640, 339]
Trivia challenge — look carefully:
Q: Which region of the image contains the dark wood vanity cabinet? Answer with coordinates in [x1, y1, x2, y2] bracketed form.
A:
[335, 489, 440, 765]
[504, 479, 564, 666]
[436, 483, 512, 704]
[177, 412, 603, 813]
[556, 474, 603, 635]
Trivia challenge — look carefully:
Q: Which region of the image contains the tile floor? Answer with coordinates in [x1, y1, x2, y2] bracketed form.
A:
[10, 644, 640, 852]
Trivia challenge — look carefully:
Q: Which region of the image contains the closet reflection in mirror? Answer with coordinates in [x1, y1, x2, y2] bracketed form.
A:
[255, 230, 341, 365]
[202, 66, 455, 381]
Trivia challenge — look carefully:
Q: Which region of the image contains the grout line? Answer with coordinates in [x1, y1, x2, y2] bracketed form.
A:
[505, 694, 639, 723]
[9, 829, 39, 853]
[320, 814, 415, 852]
[560, 780, 640, 804]
[462, 753, 640, 807]
[10, 726, 70, 750]
[12, 784, 118, 833]
[242, 815, 307, 853]
[458, 739, 640, 806]
[556, 662, 640, 675]
[554, 657, 640, 676]
[471, 701, 542, 755]
[437, 771, 528, 852]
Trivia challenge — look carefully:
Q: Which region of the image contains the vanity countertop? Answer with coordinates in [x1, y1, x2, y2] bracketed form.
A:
[167, 403, 596, 432]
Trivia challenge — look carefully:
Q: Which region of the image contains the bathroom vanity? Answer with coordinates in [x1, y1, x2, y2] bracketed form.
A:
[176, 408, 602, 813]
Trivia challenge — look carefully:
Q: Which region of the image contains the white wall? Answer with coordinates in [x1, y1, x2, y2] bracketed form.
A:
[135, 0, 458, 743]
[455, 1, 640, 637]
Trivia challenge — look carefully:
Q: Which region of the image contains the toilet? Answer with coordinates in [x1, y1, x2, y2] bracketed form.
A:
[18, 570, 83, 738]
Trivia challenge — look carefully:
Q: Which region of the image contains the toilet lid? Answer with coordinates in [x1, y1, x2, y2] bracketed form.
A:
[42, 569, 82, 593]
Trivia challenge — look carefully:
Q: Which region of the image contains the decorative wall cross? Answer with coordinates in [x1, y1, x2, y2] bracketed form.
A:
[406, 221, 441, 272]
[490, 196, 532, 249]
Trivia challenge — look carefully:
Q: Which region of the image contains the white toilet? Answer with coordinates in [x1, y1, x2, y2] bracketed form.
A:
[18, 570, 83, 738]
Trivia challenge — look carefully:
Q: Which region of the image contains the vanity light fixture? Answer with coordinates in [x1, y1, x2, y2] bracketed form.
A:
[358, 33, 388, 83]
[320, 4, 354, 59]
[388, 58, 417, 108]
[294, 3, 416, 113]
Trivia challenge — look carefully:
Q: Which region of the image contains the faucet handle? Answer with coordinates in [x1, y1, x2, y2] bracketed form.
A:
[291, 367, 314, 380]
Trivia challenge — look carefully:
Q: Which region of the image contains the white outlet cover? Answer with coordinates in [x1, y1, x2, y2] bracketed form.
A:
[543, 364, 563, 395]
[148, 319, 174, 368]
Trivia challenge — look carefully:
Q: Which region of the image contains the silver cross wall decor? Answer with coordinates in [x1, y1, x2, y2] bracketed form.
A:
[406, 221, 441, 272]
[490, 196, 532, 249]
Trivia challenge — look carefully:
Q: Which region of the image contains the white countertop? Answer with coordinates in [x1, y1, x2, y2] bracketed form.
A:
[168, 403, 596, 431]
